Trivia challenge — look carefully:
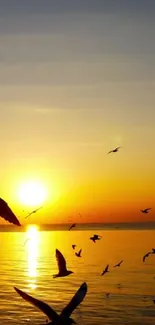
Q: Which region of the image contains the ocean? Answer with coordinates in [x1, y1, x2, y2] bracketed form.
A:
[0, 224, 155, 324]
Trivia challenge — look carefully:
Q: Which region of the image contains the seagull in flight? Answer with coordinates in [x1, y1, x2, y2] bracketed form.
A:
[72, 245, 76, 250]
[101, 264, 109, 276]
[0, 198, 21, 226]
[25, 206, 43, 219]
[108, 147, 121, 154]
[113, 260, 123, 268]
[75, 249, 82, 257]
[69, 223, 76, 231]
[14, 282, 87, 325]
[141, 208, 151, 214]
[90, 234, 102, 243]
[23, 238, 30, 246]
[53, 249, 73, 278]
[143, 252, 152, 262]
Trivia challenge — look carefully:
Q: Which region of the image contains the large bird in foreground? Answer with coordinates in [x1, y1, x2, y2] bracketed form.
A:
[0, 198, 21, 226]
[14, 282, 87, 325]
[53, 249, 73, 278]
[143, 252, 151, 262]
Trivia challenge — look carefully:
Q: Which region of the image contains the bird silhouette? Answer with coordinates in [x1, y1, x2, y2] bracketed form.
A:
[113, 260, 123, 268]
[141, 208, 151, 214]
[108, 147, 121, 154]
[14, 282, 87, 325]
[53, 249, 73, 278]
[143, 252, 151, 262]
[69, 223, 76, 231]
[152, 248, 155, 253]
[0, 198, 21, 226]
[90, 234, 102, 243]
[101, 264, 109, 276]
[25, 206, 43, 219]
[72, 245, 76, 250]
[75, 249, 82, 257]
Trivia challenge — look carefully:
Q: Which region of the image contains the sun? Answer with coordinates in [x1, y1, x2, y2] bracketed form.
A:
[18, 180, 47, 207]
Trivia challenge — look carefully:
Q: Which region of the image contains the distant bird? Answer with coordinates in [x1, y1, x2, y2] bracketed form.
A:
[141, 208, 151, 214]
[101, 264, 109, 276]
[105, 292, 110, 298]
[108, 147, 121, 154]
[69, 223, 76, 231]
[143, 252, 151, 262]
[14, 282, 87, 325]
[53, 249, 73, 278]
[75, 249, 82, 257]
[25, 206, 42, 219]
[152, 248, 155, 254]
[90, 234, 102, 243]
[23, 238, 30, 246]
[72, 245, 76, 250]
[0, 198, 21, 226]
[113, 260, 123, 268]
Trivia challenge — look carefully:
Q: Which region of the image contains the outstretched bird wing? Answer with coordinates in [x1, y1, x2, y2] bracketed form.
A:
[14, 287, 59, 321]
[56, 249, 67, 273]
[105, 264, 109, 272]
[61, 282, 87, 318]
[0, 198, 21, 226]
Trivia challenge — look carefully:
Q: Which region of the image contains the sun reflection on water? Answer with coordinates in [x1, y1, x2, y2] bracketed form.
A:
[25, 225, 40, 289]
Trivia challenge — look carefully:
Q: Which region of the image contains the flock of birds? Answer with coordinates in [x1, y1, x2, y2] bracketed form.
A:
[0, 145, 154, 324]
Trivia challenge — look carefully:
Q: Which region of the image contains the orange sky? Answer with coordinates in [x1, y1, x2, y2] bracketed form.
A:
[0, 2, 155, 225]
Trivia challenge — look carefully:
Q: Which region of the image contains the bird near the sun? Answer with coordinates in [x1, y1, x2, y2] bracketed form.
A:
[108, 146, 121, 154]
[143, 252, 152, 262]
[72, 245, 76, 250]
[53, 249, 73, 278]
[69, 223, 76, 231]
[0, 198, 21, 226]
[141, 208, 151, 214]
[25, 206, 43, 219]
[113, 260, 123, 268]
[75, 249, 82, 257]
[14, 282, 87, 325]
[101, 264, 109, 276]
[90, 234, 102, 243]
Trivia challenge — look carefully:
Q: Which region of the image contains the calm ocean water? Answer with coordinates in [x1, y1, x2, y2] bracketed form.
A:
[0, 225, 155, 324]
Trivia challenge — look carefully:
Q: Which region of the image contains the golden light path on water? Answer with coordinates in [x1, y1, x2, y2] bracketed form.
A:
[25, 225, 40, 289]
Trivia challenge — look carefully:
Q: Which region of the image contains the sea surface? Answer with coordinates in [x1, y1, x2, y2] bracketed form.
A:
[0, 225, 155, 324]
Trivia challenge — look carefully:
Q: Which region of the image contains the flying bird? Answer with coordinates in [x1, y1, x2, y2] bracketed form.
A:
[141, 208, 151, 214]
[153, 299, 155, 304]
[0, 198, 21, 226]
[152, 248, 155, 254]
[23, 238, 30, 246]
[101, 264, 109, 276]
[69, 223, 76, 231]
[25, 206, 43, 219]
[113, 260, 123, 268]
[14, 282, 87, 325]
[108, 147, 121, 154]
[53, 249, 73, 278]
[90, 234, 102, 243]
[72, 245, 76, 250]
[105, 292, 110, 298]
[75, 249, 82, 257]
[143, 252, 151, 262]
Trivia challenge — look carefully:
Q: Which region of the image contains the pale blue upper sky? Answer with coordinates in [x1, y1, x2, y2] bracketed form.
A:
[0, 1, 155, 222]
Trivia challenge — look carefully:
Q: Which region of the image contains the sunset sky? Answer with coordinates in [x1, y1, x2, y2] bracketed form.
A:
[0, 1, 155, 225]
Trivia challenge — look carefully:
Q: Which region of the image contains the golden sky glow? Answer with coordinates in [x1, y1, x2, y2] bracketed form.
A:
[0, 2, 155, 224]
